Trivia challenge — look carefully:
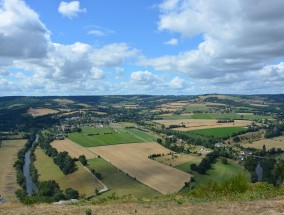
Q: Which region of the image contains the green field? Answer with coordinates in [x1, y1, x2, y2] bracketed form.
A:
[68, 127, 145, 147]
[161, 113, 272, 120]
[126, 128, 158, 142]
[187, 127, 246, 138]
[34, 148, 103, 197]
[88, 158, 160, 198]
[177, 159, 250, 189]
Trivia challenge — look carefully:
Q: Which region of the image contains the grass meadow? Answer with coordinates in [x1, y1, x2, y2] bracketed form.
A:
[177, 159, 250, 192]
[68, 127, 145, 147]
[34, 148, 103, 197]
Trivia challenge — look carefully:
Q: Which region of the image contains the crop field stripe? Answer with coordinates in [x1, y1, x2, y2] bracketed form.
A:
[88, 158, 160, 198]
[89, 142, 192, 195]
[0, 139, 26, 203]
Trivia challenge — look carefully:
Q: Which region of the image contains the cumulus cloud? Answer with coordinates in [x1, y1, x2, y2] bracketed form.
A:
[58, 1, 86, 18]
[129, 71, 189, 93]
[165, 38, 178, 46]
[130, 71, 158, 85]
[141, 0, 284, 86]
[0, 0, 139, 95]
[0, 0, 51, 58]
[168, 76, 186, 89]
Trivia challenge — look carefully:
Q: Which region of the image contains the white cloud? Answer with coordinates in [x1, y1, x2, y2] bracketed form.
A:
[0, 0, 52, 58]
[91, 68, 105, 80]
[165, 38, 178, 46]
[130, 71, 158, 85]
[58, 1, 86, 18]
[168, 76, 186, 89]
[87, 26, 114, 36]
[140, 0, 284, 88]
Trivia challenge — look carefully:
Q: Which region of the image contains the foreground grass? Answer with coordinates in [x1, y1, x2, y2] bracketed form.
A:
[187, 126, 246, 138]
[87, 158, 160, 198]
[68, 127, 144, 147]
[34, 148, 103, 197]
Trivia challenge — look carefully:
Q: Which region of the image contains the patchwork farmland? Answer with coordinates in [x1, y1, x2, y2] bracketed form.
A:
[153, 119, 251, 131]
[89, 142, 192, 194]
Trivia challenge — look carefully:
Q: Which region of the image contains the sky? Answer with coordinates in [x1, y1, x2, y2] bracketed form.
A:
[0, 0, 284, 96]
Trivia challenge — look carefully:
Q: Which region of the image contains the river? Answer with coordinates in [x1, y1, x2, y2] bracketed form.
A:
[255, 162, 263, 182]
[23, 134, 39, 195]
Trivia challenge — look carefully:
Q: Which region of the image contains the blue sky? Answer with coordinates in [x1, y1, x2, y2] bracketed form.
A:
[1, 0, 284, 96]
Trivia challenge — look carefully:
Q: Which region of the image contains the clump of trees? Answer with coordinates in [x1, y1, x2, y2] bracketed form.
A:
[39, 133, 76, 175]
[78, 155, 87, 166]
[54, 151, 76, 175]
[195, 151, 219, 174]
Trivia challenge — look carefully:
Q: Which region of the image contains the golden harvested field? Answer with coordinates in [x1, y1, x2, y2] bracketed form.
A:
[53, 99, 74, 104]
[153, 119, 251, 131]
[154, 153, 199, 167]
[243, 136, 284, 150]
[27, 107, 59, 117]
[34, 148, 103, 197]
[0, 139, 26, 203]
[89, 142, 192, 195]
[51, 139, 97, 159]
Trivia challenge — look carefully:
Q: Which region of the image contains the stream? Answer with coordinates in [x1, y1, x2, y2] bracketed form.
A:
[23, 134, 39, 195]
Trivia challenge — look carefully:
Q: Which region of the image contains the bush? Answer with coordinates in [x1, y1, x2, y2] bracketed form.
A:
[190, 163, 198, 171]
[65, 188, 79, 200]
[221, 158, 228, 164]
[78, 155, 87, 166]
[85, 208, 92, 215]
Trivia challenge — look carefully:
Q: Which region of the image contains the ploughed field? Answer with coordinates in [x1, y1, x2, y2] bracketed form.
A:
[89, 142, 192, 195]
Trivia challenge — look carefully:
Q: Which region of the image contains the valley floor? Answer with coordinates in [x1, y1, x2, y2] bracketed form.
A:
[1, 197, 284, 215]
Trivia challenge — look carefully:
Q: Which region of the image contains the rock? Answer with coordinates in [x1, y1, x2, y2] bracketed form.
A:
[0, 195, 6, 204]
[53, 199, 79, 205]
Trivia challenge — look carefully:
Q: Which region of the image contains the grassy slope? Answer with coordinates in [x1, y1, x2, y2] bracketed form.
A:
[177, 159, 250, 188]
[68, 127, 143, 147]
[34, 148, 103, 197]
[2, 198, 284, 215]
[187, 127, 246, 138]
[87, 158, 160, 198]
